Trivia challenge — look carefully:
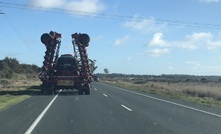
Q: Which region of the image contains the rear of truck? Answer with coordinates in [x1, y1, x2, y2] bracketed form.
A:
[38, 31, 92, 95]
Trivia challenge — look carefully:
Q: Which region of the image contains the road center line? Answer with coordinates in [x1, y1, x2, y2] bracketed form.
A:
[107, 84, 221, 118]
[103, 94, 108, 97]
[94, 88, 97, 91]
[121, 104, 132, 111]
[25, 90, 62, 134]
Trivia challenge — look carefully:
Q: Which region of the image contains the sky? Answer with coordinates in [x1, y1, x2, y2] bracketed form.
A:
[1, 0, 221, 75]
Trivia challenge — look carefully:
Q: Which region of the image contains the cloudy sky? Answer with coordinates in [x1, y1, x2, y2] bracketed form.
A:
[1, 0, 221, 75]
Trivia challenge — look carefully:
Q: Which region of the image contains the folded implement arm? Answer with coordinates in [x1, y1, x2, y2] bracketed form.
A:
[38, 31, 92, 95]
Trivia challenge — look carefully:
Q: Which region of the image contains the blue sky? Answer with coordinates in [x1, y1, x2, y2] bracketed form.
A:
[1, 0, 221, 75]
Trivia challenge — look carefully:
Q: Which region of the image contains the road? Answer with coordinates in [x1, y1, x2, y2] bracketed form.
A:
[1, 82, 221, 134]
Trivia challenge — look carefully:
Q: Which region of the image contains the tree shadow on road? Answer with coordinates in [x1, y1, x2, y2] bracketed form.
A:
[0, 86, 82, 96]
[0, 86, 41, 96]
[57, 90, 79, 96]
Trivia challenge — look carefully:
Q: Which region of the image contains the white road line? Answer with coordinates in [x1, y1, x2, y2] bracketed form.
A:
[25, 90, 62, 134]
[103, 94, 108, 97]
[121, 104, 132, 112]
[94, 88, 97, 91]
[101, 83, 221, 118]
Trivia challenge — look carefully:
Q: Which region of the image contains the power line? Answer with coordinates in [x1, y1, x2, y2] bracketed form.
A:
[0, 8, 41, 61]
[2, 13, 27, 45]
[1, 1, 221, 29]
[0, 9, 4, 14]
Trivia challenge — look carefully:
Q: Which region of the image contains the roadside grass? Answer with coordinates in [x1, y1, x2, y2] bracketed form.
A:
[0, 79, 41, 111]
[102, 80, 221, 109]
[0, 95, 29, 111]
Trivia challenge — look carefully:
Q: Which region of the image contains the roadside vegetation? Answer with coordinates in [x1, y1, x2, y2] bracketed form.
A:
[0, 57, 40, 111]
[97, 73, 221, 109]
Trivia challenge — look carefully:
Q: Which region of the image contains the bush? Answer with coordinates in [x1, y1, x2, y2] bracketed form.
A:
[0, 79, 10, 86]
[0, 57, 40, 79]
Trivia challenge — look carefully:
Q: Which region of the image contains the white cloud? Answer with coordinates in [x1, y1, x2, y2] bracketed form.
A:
[28, 0, 105, 14]
[147, 32, 221, 51]
[199, 0, 220, 3]
[207, 41, 221, 50]
[185, 32, 221, 50]
[149, 33, 169, 47]
[186, 32, 212, 42]
[65, 0, 105, 14]
[28, 0, 65, 8]
[178, 42, 198, 50]
[148, 48, 170, 57]
[123, 15, 166, 34]
[113, 35, 130, 46]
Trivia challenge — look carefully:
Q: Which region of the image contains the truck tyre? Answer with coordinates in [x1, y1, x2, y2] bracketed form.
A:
[41, 88, 45, 95]
[46, 84, 55, 95]
[78, 89, 84, 95]
[40, 84, 46, 95]
[84, 88, 90, 95]
[51, 85, 55, 95]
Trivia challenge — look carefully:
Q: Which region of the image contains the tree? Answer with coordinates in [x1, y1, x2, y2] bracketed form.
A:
[201, 78, 207, 83]
[0, 57, 40, 79]
[104, 68, 109, 74]
[89, 59, 98, 74]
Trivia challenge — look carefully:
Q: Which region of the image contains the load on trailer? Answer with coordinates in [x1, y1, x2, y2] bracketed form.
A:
[38, 31, 92, 95]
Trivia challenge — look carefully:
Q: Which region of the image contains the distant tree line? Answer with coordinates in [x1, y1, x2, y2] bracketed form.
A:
[95, 73, 221, 83]
[0, 57, 40, 79]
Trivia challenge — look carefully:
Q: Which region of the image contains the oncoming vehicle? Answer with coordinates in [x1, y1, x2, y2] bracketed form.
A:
[93, 75, 99, 82]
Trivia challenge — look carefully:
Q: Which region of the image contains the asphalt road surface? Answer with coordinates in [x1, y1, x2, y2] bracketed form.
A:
[1, 82, 221, 134]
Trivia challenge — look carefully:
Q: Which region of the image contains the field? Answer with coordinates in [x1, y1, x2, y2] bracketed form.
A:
[0, 78, 41, 111]
[101, 76, 221, 109]
[1, 75, 221, 110]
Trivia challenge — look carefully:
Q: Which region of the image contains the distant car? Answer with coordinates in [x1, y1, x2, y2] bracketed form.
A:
[93, 75, 99, 82]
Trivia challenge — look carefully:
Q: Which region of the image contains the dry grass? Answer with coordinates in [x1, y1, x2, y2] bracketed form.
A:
[111, 79, 221, 100]
[0, 78, 41, 91]
[0, 78, 41, 110]
[144, 82, 221, 100]
[102, 79, 221, 109]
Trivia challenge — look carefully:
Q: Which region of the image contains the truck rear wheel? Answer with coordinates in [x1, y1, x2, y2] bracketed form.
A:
[84, 88, 90, 95]
[78, 89, 84, 95]
[46, 84, 55, 95]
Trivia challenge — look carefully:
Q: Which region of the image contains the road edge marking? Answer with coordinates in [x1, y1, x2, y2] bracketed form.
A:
[24, 90, 62, 134]
[101, 83, 221, 118]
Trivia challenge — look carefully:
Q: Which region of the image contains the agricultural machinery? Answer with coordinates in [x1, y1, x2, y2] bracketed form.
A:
[38, 31, 92, 95]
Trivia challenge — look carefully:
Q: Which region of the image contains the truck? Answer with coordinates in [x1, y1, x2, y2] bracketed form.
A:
[38, 31, 92, 95]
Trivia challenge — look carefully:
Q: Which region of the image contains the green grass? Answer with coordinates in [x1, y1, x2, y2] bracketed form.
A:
[0, 94, 30, 111]
[0, 78, 41, 111]
[0, 88, 40, 111]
